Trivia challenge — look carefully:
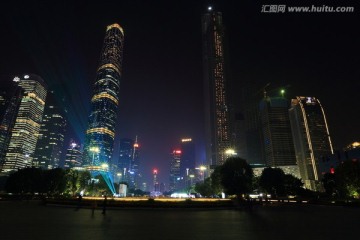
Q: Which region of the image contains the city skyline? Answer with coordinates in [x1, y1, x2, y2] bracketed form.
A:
[0, 1, 358, 185]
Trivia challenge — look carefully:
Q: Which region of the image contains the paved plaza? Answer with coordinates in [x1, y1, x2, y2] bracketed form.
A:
[0, 200, 358, 240]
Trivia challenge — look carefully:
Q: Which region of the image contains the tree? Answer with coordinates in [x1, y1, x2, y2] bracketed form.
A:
[195, 177, 214, 197]
[334, 160, 360, 198]
[43, 168, 67, 196]
[219, 157, 253, 198]
[283, 174, 303, 196]
[259, 167, 285, 197]
[5, 167, 43, 194]
[210, 166, 223, 195]
[322, 172, 336, 197]
[66, 169, 79, 196]
[78, 171, 91, 191]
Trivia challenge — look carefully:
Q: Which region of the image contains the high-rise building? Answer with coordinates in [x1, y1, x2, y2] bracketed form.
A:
[180, 138, 196, 188]
[131, 137, 140, 189]
[64, 141, 83, 169]
[118, 138, 133, 183]
[83, 23, 124, 169]
[169, 149, 181, 191]
[117, 137, 140, 189]
[259, 97, 297, 165]
[153, 168, 158, 192]
[1, 74, 47, 172]
[0, 84, 23, 165]
[242, 82, 265, 164]
[33, 92, 67, 169]
[289, 96, 334, 191]
[202, 7, 230, 167]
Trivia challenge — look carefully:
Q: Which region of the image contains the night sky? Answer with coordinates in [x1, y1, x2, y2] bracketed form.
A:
[1, 0, 359, 186]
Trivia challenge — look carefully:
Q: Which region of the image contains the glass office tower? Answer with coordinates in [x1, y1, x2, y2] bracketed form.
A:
[1, 74, 47, 172]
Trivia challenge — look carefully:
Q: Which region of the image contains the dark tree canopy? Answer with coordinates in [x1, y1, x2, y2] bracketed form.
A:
[219, 157, 253, 197]
[334, 160, 360, 198]
[259, 167, 285, 196]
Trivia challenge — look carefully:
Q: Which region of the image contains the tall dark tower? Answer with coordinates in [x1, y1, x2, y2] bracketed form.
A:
[83, 23, 124, 171]
[202, 6, 230, 167]
[259, 96, 299, 177]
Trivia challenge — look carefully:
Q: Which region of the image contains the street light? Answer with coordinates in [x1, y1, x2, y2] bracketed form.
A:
[225, 148, 237, 160]
[196, 165, 207, 182]
[89, 146, 100, 165]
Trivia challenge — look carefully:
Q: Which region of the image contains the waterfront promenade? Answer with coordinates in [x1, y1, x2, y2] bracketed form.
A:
[0, 200, 358, 240]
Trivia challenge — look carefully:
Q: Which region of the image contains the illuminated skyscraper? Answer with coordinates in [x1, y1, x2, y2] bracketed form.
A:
[64, 141, 83, 169]
[289, 96, 334, 191]
[131, 137, 140, 189]
[33, 92, 67, 169]
[0, 84, 23, 165]
[180, 138, 196, 188]
[83, 23, 124, 169]
[202, 7, 230, 166]
[118, 138, 134, 182]
[169, 149, 181, 191]
[117, 137, 140, 188]
[153, 169, 158, 192]
[1, 74, 47, 172]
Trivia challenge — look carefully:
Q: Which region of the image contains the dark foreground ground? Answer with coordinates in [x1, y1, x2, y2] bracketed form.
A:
[0, 200, 358, 240]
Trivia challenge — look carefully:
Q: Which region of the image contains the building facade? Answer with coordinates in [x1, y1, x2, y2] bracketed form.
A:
[289, 96, 334, 191]
[1, 74, 47, 172]
[0, 84, 23, 166]
[83, 23, 124, 168]
[202, 7, 230, 167]
[117, 137, 140, 189]
[64, 141, 83, 169]
[259, 97, 297, 168]
[169, 150, 181, 191]
[180, 138, 196, 188]
[33, 92, 66, 169]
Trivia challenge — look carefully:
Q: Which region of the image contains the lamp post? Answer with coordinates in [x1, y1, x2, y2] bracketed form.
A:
[89, 146, 100, 165]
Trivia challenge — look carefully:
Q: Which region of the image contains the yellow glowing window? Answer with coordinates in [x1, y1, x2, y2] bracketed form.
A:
[91, 92, 119, 105]
[86, 127, 115, 139]
[98, 63, 120, 75]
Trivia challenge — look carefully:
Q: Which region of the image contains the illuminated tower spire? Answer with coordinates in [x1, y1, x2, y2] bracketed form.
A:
[83, 23, 124, 184]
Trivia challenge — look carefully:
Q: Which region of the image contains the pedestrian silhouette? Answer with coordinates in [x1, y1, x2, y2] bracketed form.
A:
[102, 195, 107, 214]
[76, 194, 82, 210]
